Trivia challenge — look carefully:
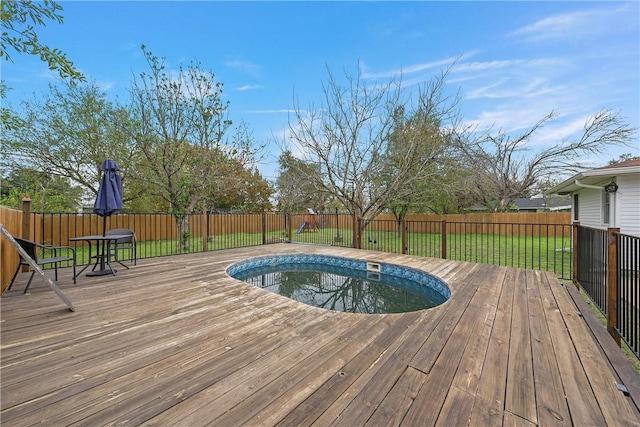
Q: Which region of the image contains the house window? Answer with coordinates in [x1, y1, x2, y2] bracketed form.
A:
[573, 194, 579, 221]
[603, 191, 611, 224]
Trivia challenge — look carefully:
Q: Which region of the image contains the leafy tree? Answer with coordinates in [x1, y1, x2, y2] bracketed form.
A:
[384, 69, 461, 226]
[1, 1, 84, 132]
[207, 161, 272, 213]
[125, 46, 264, 249]
[1, 81, 136, 208]
[407, 153, 480, 214]
[1, 0, 83, 81]
[0, 166, 82, 211]
[453, 109, 637, 212]
[607, 152, 640, 165]
[275, 150, 326, 213]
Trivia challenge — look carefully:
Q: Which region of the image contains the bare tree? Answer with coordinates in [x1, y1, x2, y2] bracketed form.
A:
[454, 109, 637, 212]
[287, 65, 401, 246]
[126, 46, 263, 249]
[287, 63, 459, 245]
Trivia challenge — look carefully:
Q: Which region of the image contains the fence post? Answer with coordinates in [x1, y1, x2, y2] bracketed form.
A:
[441, 219, 447, 259]
[21, 196, 32, 273]
[287, 213, 293, 242]
[572, 221, 580, 289]
[606, 227, 621, 344]
[401, 219, 407, 254]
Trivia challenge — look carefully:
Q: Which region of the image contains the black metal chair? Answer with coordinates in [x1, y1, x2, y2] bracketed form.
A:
[106, 228, 137, 268]
[7, 237, 76, 293]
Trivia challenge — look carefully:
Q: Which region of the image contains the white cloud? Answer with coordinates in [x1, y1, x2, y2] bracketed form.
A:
[236, 84, 262, 91]
[454, 59, 525, 73]
[509, 5, 634, 44]
[462, 107, 550, 135]
[360, 55, 462, 80]
[246, 109, 297, 114]
[466, 76, 563, 101]
[532, 116, 588, 147]
[224, 59, 261, 75]
[98, 81, 116, 92]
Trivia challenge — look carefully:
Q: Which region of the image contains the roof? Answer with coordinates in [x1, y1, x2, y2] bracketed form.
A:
[513, 196, 571, 210]
[595, 158, 640, 170]
[468, 195, 571, 211]
[547, 159, 640, 195]
[514, 198, 545, 209]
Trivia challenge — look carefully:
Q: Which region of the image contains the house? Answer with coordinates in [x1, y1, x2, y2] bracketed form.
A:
[466, 195, 571, 212]
[513, 195, 571, 212]
[547, 159, 640, 237]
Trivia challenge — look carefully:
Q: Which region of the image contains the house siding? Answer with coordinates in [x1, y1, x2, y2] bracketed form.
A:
[617, 174, 640, 237]
[576, 187, 603, 229]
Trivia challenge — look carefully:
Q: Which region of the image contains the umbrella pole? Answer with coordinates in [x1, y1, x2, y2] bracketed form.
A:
[100, 215, 107, 270]
[87, 215, 115, 277]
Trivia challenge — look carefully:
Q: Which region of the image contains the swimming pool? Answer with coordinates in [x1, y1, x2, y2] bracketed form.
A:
[227, 254, 450, 314]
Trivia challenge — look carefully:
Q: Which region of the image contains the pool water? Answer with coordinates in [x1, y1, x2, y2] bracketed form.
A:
[228, 255, 450, 314]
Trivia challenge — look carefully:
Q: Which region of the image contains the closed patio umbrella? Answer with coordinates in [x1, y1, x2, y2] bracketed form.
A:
[94, 159, 122, 218]
[89, 159, 123, 276]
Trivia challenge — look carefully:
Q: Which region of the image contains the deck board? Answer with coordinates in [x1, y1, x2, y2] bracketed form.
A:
[537, 271, 606, 426]
[1, 244, 639, 426]
[402, 265, 496, 426]
[505, 267, 537, 424]
[526, 269, 572, 426]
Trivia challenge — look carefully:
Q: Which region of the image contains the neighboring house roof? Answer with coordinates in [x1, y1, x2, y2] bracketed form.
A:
[547, 159, 640, 195]
[513, 198, 545, 210]
[468, 196, 571, 212]
[513, 196, 571, 211]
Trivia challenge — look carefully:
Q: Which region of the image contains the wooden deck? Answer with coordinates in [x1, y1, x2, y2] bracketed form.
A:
[1, 244, 639, 426]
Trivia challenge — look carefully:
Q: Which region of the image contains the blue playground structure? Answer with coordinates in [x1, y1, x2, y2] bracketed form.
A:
[296, 208, 318, 233]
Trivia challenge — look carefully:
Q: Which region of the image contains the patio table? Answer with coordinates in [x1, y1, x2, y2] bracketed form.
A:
[69, 234, 132, 277]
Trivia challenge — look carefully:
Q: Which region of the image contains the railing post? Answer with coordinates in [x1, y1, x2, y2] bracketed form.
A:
[441, 219, 447, 259]
[606, 227, 621, 344]
[353, 212, 360, 249]
[401, 219, 407, 254]
[202, 209, 208, 252]
[261, 207, 266, 245]
[572, 221, 580, 289]
[21, 196, 32, 273]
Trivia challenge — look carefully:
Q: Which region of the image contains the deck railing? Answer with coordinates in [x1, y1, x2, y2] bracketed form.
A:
[574, 224, 639, 359]
[576, 226, 608, 313]
[356, 218, 572, 280]
[2, 207, 572, 287]
[616, 232, 640, 358]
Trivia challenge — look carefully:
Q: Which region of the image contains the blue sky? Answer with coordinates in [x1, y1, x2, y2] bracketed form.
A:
[3, 1, 639, 181]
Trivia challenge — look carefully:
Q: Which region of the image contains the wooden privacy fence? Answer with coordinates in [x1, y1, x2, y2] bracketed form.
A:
[369, 212, 570, 237]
